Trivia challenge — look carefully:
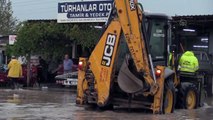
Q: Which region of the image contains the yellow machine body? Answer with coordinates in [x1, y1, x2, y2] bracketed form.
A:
[76, 0, 176, 114]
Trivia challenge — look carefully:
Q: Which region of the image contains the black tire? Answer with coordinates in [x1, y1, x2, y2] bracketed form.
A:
[177, 84, 198, 109]
[162, 80, 176, 114]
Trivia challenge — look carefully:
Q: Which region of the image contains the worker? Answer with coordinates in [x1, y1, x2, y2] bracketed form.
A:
[63, 54, 73, 74]
[7, 56, 23, 89]
[168, 52, 173, 68]
[178, 51, 199, 72]
[38, 56, 48, 83]
[168, 45, 177, 69]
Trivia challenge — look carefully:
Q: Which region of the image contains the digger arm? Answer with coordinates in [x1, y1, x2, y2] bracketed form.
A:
[77, 0, 158, 106]
[115, 0, 156, 86]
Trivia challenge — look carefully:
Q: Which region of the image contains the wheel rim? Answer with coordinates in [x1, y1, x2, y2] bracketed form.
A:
[186, 90, 196, 109]
[164, 89, 173, 113]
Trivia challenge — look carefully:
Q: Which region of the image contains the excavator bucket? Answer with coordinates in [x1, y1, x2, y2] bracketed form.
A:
[118, 59, 144, 93]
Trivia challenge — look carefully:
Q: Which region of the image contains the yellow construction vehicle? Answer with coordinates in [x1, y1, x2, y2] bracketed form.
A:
[76, 0, 176, 114]
[76, 0, 205, 113]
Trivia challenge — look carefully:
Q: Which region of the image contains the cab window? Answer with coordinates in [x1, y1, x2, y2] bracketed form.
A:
[149, 20, 166, 60]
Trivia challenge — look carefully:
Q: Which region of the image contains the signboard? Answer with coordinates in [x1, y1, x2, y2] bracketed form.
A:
[9, 35, 17, 45]
[57, 1, 113, 23]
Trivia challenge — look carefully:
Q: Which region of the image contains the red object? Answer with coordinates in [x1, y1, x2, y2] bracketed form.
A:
[78, 61, 83, 70]
[32, 65, 37, 74]
[57, 64, 64, 75]
[0, 71, 9, 84]
[155, 69, 162, 78]
[0, 65, 38, 86]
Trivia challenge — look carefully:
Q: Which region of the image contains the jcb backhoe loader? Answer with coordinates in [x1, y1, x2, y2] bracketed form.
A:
[76, 0, 176, 114]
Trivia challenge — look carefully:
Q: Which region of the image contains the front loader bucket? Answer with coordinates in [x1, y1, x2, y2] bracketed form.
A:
[118, 60, 143, 93]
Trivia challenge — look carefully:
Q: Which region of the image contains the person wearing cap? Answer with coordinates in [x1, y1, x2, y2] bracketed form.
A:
[7, 56, 23, 89]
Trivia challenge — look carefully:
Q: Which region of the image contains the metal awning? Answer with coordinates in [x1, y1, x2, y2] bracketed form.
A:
[172, 14, 213, 29]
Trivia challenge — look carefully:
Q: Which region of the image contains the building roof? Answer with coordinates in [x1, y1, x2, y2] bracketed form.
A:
[27, 19, 57, 23]
[26, 19, 104, 26]
[172, 14, 213, 28]
[173, 14, 213, 17]
[27, 14, 213, 29]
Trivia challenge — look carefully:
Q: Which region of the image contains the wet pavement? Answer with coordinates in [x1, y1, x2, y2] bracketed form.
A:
[0, 88, 213, 120]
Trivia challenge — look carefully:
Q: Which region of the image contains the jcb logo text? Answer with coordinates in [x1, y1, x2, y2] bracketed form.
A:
[101, 34, 116, 67]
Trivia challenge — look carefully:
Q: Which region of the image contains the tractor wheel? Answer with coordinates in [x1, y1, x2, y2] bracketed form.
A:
[184, 86, 198, 109]
[177, 84, 198, 109]
[163, 80, 176, 114]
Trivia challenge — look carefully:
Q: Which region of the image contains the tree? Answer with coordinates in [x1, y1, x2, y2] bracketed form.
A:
[0, 0, 17, 35]
[6, 21, 101, 86]
[69, 24, 102, 49]
[9, 21, 101, 60]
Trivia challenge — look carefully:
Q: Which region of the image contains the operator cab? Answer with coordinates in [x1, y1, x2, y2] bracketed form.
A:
[116, 13, 171, 72]
[144, 13, 172, 66]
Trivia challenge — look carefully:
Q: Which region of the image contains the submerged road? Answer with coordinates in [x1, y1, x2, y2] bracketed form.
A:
[0, 88, 213, 120]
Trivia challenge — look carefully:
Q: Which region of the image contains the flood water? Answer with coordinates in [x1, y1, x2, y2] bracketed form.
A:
[0, 88, 212, 120]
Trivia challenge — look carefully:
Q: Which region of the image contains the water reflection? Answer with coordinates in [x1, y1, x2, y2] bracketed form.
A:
[7, 94, 22, 104]
[0, 89, 212, 120]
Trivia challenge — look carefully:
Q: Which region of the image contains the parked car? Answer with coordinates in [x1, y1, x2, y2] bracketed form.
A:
[193, 51, 213, 74]
[0, 65, 8, 87]
[54, 59, 78, 87]
[193, 51, 213, 96]
[55, 71, 78, 87]
[0, 64, 38, 87]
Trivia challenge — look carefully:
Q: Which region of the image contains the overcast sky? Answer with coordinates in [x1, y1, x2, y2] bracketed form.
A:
[11, 0, 213, 21]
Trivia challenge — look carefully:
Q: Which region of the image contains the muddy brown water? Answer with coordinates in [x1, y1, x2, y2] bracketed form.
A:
[0, 88, 212, 120]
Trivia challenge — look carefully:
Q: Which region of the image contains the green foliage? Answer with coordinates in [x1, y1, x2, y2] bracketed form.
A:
[5, 44, 13, 56]
[69, 24, 101, 48]
[0, 0, 18, 35]
[9, 21, 101, 60]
